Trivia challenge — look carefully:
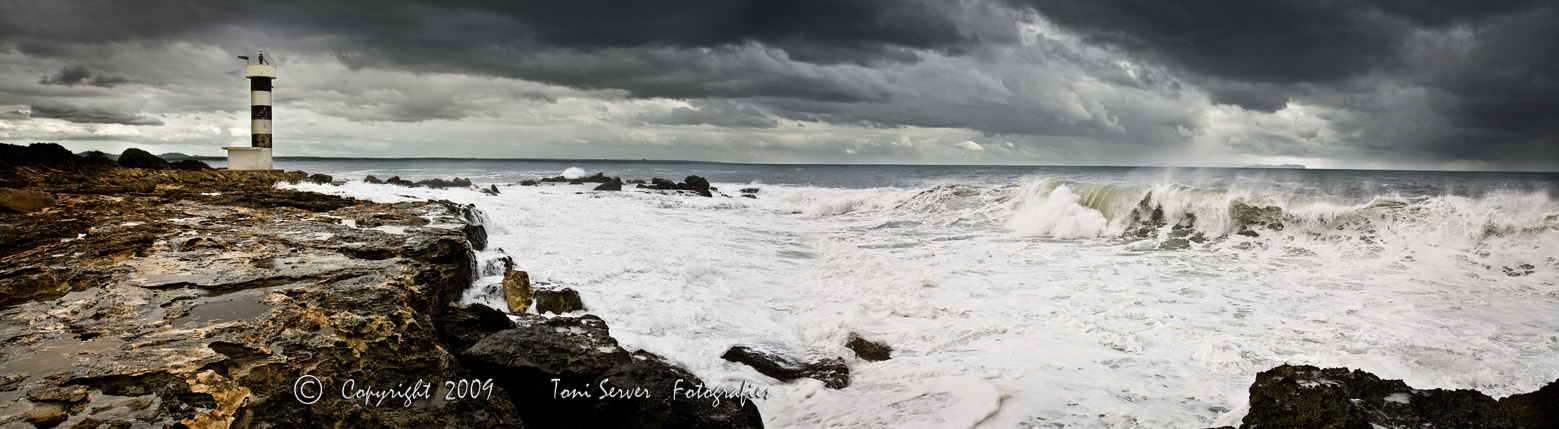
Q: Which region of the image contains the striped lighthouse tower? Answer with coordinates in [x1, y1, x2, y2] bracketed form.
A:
[225, 52, 276, 170]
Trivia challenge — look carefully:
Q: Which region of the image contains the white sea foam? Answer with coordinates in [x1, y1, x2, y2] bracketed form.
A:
[284, 176, 1559, 428]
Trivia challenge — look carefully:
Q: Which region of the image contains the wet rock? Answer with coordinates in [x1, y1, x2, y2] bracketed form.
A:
[626, 179, 647, 185]
[650, 178, 680, 190]
[535, 288, 584, 314]
[435, 304, 518, 354]
[742, 194, 757, 199]
[539, 176, 569, 183]
[503, 270, 533, 313]
[364, 175, 384, 184]
[581, 172, 612, 183]
[721, 345, 850, 389]
[459, 315, 633, 428]
[740, 188, 759, 194]
[482, 254, 516, 277]
[385, 175, 415, 186]
[1501, 377, 1559, 428]
[1238, 364, 1524, 428]
[416, 177, 473, 188]
[482, 184, 501, 195]
[593, 177, 623, 191]
[305, 173, 333, 184]
[681, 175, 712, 197]
[0, 187, 55, 213]
[846, 333, 892, 361]
[591, 354, 764, 429]
[520, 180, 538, 186]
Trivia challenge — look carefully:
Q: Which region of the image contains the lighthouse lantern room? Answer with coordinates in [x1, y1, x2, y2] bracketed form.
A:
[225, 52, 276, 170]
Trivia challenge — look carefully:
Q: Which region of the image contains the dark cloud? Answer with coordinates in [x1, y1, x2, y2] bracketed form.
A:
[28, 100, 164, 125]
[38, 64, 138, 87]
[638, 99, 780, 128]
[0, 110, 29, 120]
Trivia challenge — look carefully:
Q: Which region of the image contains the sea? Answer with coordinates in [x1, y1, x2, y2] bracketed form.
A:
[264, 158, 1559, 428]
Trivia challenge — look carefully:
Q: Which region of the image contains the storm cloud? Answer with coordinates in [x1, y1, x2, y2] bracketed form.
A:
[0, 0, 1552, 170]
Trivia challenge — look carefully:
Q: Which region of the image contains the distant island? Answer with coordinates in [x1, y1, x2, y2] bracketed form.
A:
[1245, 164, 1306, 169]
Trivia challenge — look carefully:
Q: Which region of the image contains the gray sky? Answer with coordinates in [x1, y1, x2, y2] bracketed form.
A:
[0, 0, 1554, 170]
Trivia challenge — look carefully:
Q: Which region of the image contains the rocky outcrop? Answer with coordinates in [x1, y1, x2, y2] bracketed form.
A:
[846, 333, 892, 361]
[1235, 364, 1559, 428]
[681, 175, 712, 197]
[593, 177, 624, 191]
[457, 314, 763, 428]
[503, 270, 533, 313]
[0, 167, 518, 427]
[721, 345, 850, 389]
[535, 288, 584, 314]
[1, 166, 766, 428]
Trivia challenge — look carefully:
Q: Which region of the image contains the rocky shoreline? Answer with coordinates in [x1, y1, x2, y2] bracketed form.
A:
[0, 162, 760, 428]
[2, 145, 1555, 428]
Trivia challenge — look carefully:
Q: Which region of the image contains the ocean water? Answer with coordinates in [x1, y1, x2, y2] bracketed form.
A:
[278, 159, 1559, 428]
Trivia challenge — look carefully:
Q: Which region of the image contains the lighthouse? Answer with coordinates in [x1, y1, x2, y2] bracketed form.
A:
[225, 52, 276, 170]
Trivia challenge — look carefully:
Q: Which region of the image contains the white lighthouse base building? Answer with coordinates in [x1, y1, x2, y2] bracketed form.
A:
[223, 146, 272, 170]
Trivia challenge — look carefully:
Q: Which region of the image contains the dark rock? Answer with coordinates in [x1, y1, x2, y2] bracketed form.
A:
[742, 194, 757, 199]
[482, 184, 501, 195]
[520, 180, 538, 186]
[635, 184, 648, 189]
[1239, 364, 1520, 429]
[539, 176, 569, 183]
[170, 159, 212, 171]
[305, 173, 333, 184]
[626, 179, 646, 185]
[0, 187, 55, 213]
[117, 148, 170, 170]
[385, 176, 415, 187]
[535, 288, 584, 314]
[846, 333, 892, 361]
[591, 354, 764, 429]
[435, 304, 517, 354]
[568, 180, 583, 185]
[415, 177, 471, 189]
[650, 178, 680, 190]
[740, 188, 759, 194]
[681, 175, 712, 197]
[593, 177, 623, 191]
[582, 172, 612, 183]
[1501, 377, 1559, 428]
[363, 175, 384, 184]
[459, 315, 633, 428]
[503, 270, 532, 313]
[721, 345, 850, 389]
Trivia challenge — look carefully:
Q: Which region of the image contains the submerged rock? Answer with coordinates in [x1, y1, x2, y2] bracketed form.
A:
[535, 287, 584, 314]
[846, 333, 892, 361]
[721, 345, 850, 389]
[503, 270, 533, 313]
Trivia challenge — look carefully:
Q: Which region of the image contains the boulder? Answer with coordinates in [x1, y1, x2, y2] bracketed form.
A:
[1237, 364, 1542, 428]
[681, 175, 712, 197]
[739, 188, 760, 194]
[306, 173, 333, 184]
[591, 354, 764, 429]
[721, 345, 850, 389]
[626, 179, 647, 185]
[364, 175, 384, 184]
[582, 172, 612, 183]
[459, 315, 633, 428]
[649, 178, 680, 190]
[0, 187, 55, 213]
[593, 177, 623, 191]
[539, 176, 569, 183]
[482, 184, 501, 195]
[846, 333, 892, 361]
[535, 288, 584, 314]
[503, 270, 533, 313]
[520, 180, 539, 186]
